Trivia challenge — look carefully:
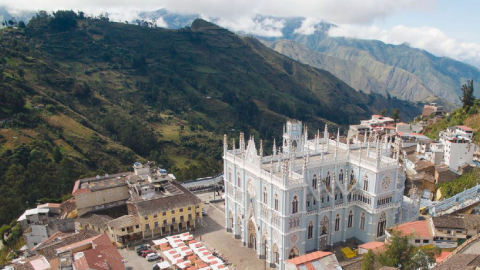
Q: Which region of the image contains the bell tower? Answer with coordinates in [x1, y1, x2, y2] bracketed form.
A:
[282, 120, 303, 155]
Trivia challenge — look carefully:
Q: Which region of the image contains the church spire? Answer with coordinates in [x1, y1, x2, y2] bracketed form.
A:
[259, 139, 263, 157]
[324, 124, 329, 153]
[273, 138, 277, 157]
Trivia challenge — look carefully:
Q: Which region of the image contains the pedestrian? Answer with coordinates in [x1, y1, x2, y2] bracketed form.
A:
[199, 235, 202, 241]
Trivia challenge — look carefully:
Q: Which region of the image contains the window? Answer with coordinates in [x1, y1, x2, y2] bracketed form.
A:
[172, 218, 176, 223]
[335, 214, 340, 231]
[136, 225, 139, 229]
[263, 187, 267, 204]
[188, 206, 192, 211]
[326, 172, 331, 187]
[348, 211, 353, 228]
[456, 230, 463, 233]
[180, 216, 184, 222]
[313, 199, 316, 205]
[339, 170, 344, 184]
[350, 170, 355, 184]
[171, 210, 175, 214]
[145, 224, 150, 231]
[447, 230, 451, 234]
[307, 200, 310, 207]
[163, 212, 166, 216]
[144, 216, 148, 221]
[122, 228, 125, 232]
[292, 196, 299, 214]
[180, 208, 183, 213]
[228, 169, 232, 183]
[415, 239, 420, 243]
[153, 214, 157, 218]
[423, 240, 429, 243]
[154, 221, 159, 229]
[307, 222, 314, 239]
[363, 175, 369, 191]
[274, 194, 279, 211]
[360, 212, 365, 230]
[188, 214, 192, 220]
[312, 174, 317, 189]
[237, 174, 241, 188]
[163, 220, 167, 226]
[377, 212, 386, 237]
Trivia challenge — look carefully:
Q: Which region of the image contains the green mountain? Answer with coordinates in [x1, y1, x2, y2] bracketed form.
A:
[261, 25, 480, 107]
[0, 13, 420, 227]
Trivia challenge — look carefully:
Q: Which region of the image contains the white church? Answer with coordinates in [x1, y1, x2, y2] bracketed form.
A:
[223, 120, 409, 269]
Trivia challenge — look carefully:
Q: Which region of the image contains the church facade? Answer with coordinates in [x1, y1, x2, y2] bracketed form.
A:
[223, 120, 405, 269]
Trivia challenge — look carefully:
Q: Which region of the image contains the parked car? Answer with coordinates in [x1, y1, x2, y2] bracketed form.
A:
[137, 247, 151, 256]
[146, 253, 160, 261]
[135, 244, 150, 253]
[142, 250, 157, 257]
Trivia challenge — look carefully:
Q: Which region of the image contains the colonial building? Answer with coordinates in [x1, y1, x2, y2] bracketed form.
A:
[223, 120, 407, 270]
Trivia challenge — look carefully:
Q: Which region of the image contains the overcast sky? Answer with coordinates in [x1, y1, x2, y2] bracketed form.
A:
[2, 0, 480, 67]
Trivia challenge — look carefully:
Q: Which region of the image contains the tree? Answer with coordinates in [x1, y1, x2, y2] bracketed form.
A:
[377, 231, 441, 269]
[362, 250, 376, 270]
[17, 21, 26, 29]
[460, 79, 475, 110]
[380, 109, 387, 117]
[392, 108, 400, 123]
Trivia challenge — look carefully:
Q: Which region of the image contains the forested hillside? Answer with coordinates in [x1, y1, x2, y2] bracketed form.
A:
[0, 12, 420, 227]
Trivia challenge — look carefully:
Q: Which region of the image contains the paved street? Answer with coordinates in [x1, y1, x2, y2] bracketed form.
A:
[193, 191, 274, 270]
[118, 191, 274, 270]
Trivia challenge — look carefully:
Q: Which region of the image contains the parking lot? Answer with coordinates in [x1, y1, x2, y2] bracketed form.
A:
[118, 191, 273, 270]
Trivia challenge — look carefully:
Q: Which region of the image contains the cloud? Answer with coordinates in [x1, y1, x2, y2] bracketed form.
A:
[329, 24, 480, 67]
[293, 18, 322, 35]
[214, 16, 285, 37]
[1, 0, 435, 25]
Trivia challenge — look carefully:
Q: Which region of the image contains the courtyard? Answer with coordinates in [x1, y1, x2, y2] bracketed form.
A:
[119, 191, 274, 270]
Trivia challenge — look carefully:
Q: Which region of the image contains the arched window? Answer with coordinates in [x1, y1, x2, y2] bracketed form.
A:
[307, 221, 313, 239]
[272, 244, 279, 264]
[263, 187, 267, 204]
[237, 174, 241, 188]
[326, 172, 331, 187]
[350, 170, 355, 184]
[360, 212, 365, 230]
[292, 140, 297, 148]
[339, 169, 344, 184]
[228, 169, 232, 183]
[363, 175, 369, 191]
[348, 211, 353, 228]
[288, 246, 299, 259]
[292, 196, 299, 214]
[335, 214, 340, 231]
[274, 194, 279, 211]
[377, 212, 387, 237]
[312, 174, 317, 189]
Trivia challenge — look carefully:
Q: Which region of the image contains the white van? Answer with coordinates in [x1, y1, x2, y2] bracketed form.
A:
[146, 253, 160, 261]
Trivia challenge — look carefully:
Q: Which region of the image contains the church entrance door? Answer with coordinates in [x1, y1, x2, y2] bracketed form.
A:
[248, 220, 257, 250]
[319, 234, 328, 250]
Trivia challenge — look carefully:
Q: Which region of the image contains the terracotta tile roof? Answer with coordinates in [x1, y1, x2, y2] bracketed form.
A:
[391, 220, 433, 238]
[432, 215, 466, 230]
[285, 251, 332, 265]
[34, 230, 99, 260]
[130, 181, 202, 217]
[456, 125, 474, 132]
[463, 215, 480, 230]
[433, 254, 480, 270]
[60, 198, 77, 214]
[358, 241, 385, 252]
[107, 215, 140, 229]
[77, 214, 113, 230]
[10, 255, 49, 270]
[55, 234, 104, 253]
[70, 234, 124, 270]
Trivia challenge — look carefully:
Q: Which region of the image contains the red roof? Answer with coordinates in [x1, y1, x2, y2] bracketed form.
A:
[71, 234, 124, 270]
[456, 125, 474, 132]
[285, 251, 332, 265]
[436, 251, 451, 263]
[359, 241, 385, 252]
[72, 180, 89, 195]
[393, 220, 432, 238]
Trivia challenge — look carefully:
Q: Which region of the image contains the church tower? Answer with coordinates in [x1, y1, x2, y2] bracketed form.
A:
[282, 120, 303, 155]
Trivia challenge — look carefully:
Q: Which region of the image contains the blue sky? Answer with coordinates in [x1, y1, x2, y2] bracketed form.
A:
[380, 0, 480, 44]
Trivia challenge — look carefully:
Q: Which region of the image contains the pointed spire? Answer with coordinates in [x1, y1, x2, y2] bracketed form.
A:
[273, 138, 277, 157]
[259, 139, 263, 157]
[223, 134, 228, 153]
[336, 128, 340, 144]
